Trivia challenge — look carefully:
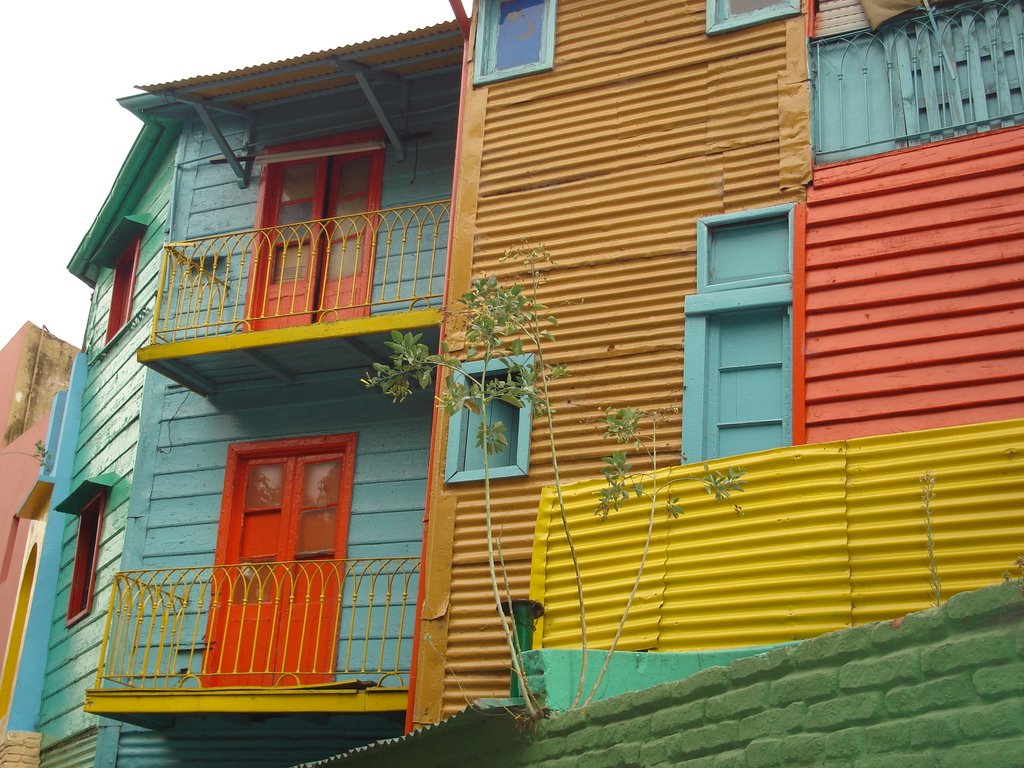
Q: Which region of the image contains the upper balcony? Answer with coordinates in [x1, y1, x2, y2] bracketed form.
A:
[117, 21, 465, 396]
[138, 201, 449, 395]
[85, 556, 418, 725]
[812, 0, 1024, 163]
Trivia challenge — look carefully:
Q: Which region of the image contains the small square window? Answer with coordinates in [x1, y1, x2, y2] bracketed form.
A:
[706, 0, 800, 35]
[106, 236, 141, 343]
[67, 491, 104, 626]
[444, 355, 533, 483]
[474, 0, 557, 85]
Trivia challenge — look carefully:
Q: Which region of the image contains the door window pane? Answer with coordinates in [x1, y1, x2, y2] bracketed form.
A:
[302, 461, 341, 507]
[296, 508, 337, 558]
[245, 464, 284, 508]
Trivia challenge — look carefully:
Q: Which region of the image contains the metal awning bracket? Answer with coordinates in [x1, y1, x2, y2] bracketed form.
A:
[189, 100, 253, 188]
[339, 65, 403, 162]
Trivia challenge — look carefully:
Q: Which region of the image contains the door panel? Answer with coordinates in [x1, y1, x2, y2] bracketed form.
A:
[204, 436, 356, 687]
[249, 143, 383, 330]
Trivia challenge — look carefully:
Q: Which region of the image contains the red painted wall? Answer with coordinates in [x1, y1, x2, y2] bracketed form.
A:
[800, 127, 1024, 442]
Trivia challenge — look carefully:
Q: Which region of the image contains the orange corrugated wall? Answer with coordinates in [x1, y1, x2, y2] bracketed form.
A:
[802, 126, 1024, 443]
[412, 0, 812, 726]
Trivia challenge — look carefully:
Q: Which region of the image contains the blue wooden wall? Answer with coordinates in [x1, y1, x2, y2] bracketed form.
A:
[131, 374, 432, 571]
[168, 70, 459, 321]
[37, 139, 177, 751]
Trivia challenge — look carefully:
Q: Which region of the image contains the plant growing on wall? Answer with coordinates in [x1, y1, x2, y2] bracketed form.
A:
[363, 241, 743, 717]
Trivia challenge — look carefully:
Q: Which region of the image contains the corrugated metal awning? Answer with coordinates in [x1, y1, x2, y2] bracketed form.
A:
[128, 20, 463, 113]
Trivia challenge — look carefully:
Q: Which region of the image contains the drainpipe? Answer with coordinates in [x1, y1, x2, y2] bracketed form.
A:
[502, 599, 544, 697]
[403, 10, 473, 735]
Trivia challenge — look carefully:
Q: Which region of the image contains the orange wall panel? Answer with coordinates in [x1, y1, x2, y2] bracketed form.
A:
[802, 127, 1024, 443]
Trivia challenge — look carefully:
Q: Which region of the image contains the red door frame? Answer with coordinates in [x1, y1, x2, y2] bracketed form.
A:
[248, 130, 385, 330]
[205, 434, 358, 687]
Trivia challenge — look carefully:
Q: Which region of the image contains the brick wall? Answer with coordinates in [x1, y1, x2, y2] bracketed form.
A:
[0, 732, 41, 768]
[341, 583, 1024, 767]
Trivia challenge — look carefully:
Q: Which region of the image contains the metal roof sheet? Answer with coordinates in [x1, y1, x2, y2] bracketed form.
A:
[133, 21, 463, 110]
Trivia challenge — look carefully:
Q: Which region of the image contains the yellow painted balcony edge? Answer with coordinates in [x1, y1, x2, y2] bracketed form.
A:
[137, 308, 441, 364]
[84, 686, 408, 715]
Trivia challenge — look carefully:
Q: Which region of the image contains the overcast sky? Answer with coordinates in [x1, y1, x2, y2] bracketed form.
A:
[0, 1, 459, 349]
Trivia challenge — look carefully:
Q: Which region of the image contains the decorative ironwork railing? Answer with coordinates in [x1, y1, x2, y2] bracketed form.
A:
[94, 557, 419, 690]
[812, 0, 1024, 162]
[150, 201, 450, 344]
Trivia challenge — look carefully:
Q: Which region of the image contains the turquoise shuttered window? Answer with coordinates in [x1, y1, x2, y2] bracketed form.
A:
[683, 206, 794, 463]
[474, 0, 557, 85]
[812, 0, 1024, 162]
[444, 355, 533, 483]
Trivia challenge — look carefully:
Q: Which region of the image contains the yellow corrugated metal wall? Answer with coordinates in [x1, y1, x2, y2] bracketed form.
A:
[530, 419, 1024, 651]
[413, 0, 811, 725]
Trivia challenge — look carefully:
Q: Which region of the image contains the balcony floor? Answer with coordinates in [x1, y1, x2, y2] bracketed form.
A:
[137, 309, 440, 396]
[85, 682, 408, 728]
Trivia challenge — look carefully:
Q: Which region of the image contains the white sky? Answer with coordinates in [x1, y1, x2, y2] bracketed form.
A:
[0, 1, 459, 349]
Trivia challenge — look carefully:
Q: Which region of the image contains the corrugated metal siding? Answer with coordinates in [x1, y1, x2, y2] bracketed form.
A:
[114, 716, 403, 768]
[531, 419, 1024, 651]
[803, 126, 1024, 443]
[815, 0, 869, 36]
[845, 419, 1024, 623]
[39, 729, 97, 768]
[422, 0, 812, 721]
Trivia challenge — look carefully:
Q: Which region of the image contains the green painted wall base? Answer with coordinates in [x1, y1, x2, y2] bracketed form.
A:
[523, 644, 795, 710]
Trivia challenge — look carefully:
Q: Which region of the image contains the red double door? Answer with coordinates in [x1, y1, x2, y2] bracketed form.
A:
[249, 133, 384, 330]
[204, 435, 357, 687]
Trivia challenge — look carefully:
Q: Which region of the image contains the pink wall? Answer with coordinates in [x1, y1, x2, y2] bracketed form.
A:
[0, 415, 48, 670]
[801, 126, 1024, 442]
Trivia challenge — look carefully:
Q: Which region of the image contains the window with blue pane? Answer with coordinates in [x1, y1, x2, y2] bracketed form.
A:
[444, 355, 533, 483]
[475, 0, 557, 85]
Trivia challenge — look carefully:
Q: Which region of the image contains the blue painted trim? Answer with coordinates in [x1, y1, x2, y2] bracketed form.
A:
[683, 206, 795, 463]
[119, 370, 169, 572]
[706, 0, 801, 35]
[696, 204, 795, 293]
[474, 0, 558, 86]
[8, 354, 87, 731]
[444, 354, 533, 484]
[685, 283, 792, 316]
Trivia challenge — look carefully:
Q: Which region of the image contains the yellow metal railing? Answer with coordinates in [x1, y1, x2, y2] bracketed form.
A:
[94, 557, 419, 690]
[150, 201, 450, 343]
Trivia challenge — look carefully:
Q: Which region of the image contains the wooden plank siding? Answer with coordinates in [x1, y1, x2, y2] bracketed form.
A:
[414, 0, 812, 724]
[172, 71, 459, 244]
[37, 143, 176, 746]
[802, 125, 1024, 442]
[132, 375, 433, 572]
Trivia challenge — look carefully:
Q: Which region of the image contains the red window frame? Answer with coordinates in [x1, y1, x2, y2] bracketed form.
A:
[247, 130, 385, 329]
[213, 434, 358, 565]
[66, 491, 104, 626]
[106, 236, 141, 343]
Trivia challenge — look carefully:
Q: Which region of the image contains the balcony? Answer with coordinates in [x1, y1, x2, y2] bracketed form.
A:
[85, 557, 419, 724]
[812, 0, 1024, 163]
[137, 201, 450, 395]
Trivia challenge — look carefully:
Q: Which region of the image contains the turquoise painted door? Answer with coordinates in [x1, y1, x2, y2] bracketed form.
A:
[705, 307, 791, 459]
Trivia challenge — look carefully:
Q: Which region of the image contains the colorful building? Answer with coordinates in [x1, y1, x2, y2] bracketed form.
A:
[407, 0, 1023, 732]
[0, 324, 76, 761]
[45, 21, 462, 768]
[4, 1, 1022, 764]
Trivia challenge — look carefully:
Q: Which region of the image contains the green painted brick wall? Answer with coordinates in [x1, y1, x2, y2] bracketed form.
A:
[339, 584, 1024, 767]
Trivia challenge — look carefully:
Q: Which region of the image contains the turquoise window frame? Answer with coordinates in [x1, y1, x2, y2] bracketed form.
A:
[683, 205, 795, 463]
[474, 0, 557, 86]
[706, 0, 801, 35]
[444, 354, 533, 483]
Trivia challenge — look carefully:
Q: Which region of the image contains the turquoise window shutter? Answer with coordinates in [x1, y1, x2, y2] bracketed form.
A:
[683, 206, 794, 463]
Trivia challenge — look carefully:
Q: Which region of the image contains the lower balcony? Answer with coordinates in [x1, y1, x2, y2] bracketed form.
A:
[812, 0, 1024, 163]
[86, 557, 419, 726]
[137, 201, 449, 395]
